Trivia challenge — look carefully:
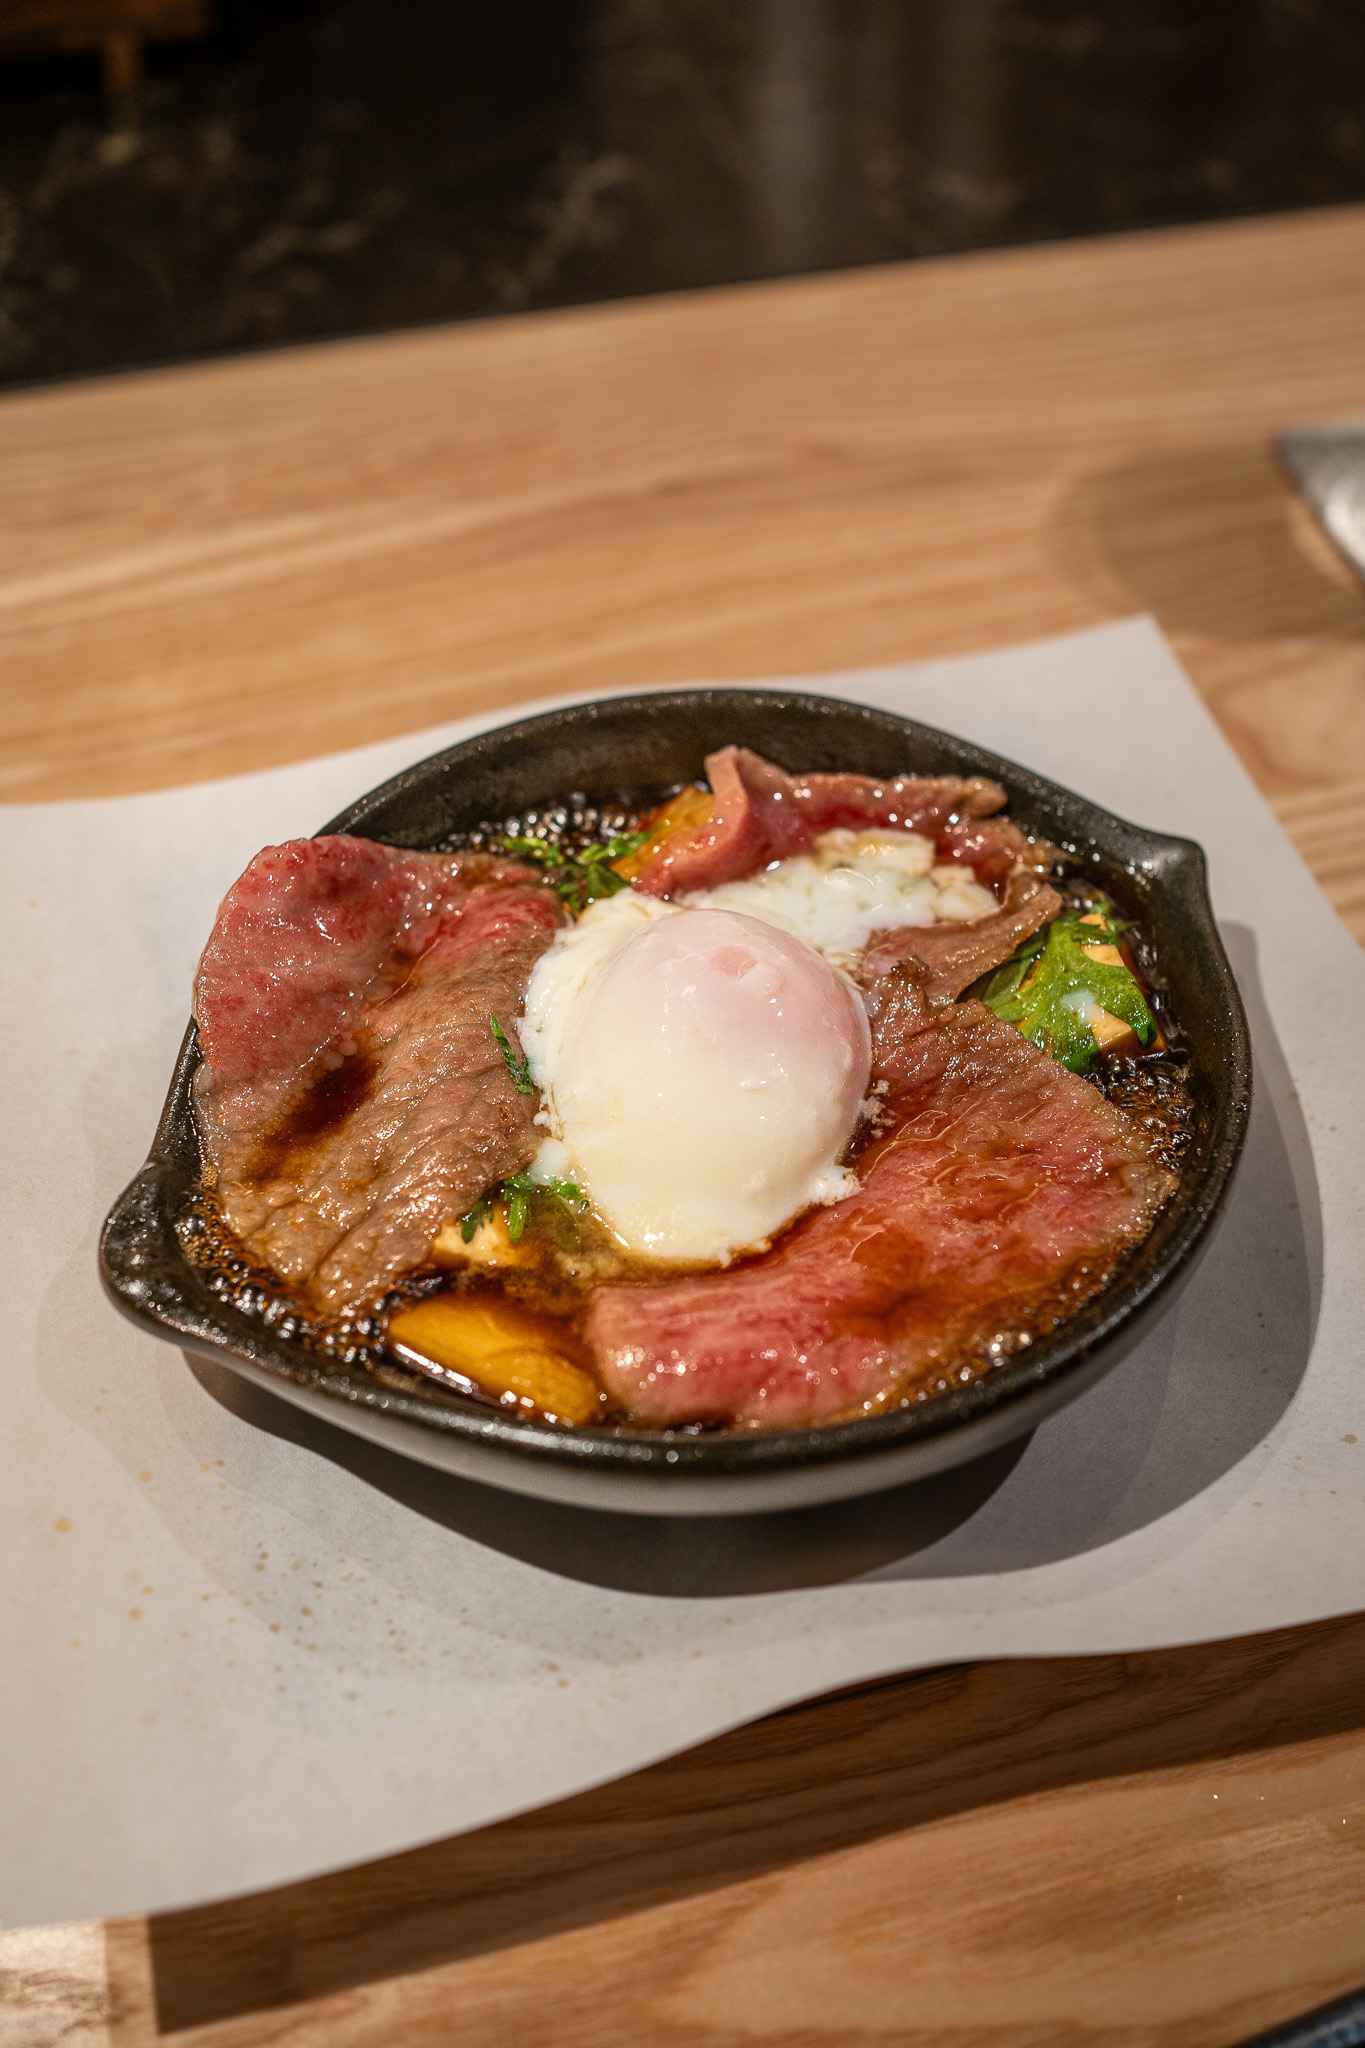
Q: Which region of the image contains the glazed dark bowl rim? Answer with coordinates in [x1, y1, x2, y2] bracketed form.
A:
[99, 686, 1252, 1487]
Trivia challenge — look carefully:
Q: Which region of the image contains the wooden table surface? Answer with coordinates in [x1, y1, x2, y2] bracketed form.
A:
[3, 205, 1364, 2047]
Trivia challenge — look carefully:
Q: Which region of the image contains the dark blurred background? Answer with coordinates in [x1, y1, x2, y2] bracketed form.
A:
[0, 0, 1362, 388]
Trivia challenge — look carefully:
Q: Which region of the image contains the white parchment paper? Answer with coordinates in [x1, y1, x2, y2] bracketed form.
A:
[4, 618, 1363, 1929]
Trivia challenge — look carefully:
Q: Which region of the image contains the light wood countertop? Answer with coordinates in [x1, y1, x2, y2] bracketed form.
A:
[3, 204, 1364, 2046]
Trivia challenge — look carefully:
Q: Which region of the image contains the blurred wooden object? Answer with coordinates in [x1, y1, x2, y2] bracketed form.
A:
[0, 0, 210, 94]
[1, 206, 1364, 2043]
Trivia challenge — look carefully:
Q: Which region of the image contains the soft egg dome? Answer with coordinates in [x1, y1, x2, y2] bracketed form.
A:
[532, 906, 871, 1263]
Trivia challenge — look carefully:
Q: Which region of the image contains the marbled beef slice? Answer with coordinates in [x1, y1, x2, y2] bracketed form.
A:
[193, 836, 562, 1315]
[585, 999, 1175, 1428]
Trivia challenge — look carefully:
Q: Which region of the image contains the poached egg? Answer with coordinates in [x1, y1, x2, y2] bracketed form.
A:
[522, 900, 870, 1263]
[519, 827, 996, 1265]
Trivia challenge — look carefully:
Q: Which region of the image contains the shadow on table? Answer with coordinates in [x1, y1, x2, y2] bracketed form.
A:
[188, 920, 1317, 1597]
[139, 1610, 1365, 2036]
[1054, 443, 1365, 640]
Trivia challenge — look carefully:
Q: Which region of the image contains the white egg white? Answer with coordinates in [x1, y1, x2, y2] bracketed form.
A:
[682, 827, 998, 968]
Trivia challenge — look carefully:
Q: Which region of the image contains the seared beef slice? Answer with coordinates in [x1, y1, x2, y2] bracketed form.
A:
[193, 836, 561, 1314]
[858, 873, 1063, 1029]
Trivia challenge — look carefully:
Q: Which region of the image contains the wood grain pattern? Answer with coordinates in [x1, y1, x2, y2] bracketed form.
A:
[4, 208, 1365, 2045]
[136, 1616, 1365, 2043]
[1, 208, 1364, 933]
[5, 1617, 1360, 2046]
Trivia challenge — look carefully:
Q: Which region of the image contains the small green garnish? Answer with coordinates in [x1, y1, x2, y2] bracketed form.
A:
[490, 1013, 535, 1094]
[460, 1189, 497, 1243]
[497, 831, 649, 916]
[981, 898, 1155, 1075]
[459, 1170, 588, 1245]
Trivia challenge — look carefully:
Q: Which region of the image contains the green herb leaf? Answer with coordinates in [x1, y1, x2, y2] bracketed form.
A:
[456, 1169, 589, 1245]
[499, 834, 569, 871]
[496, 831, 649, 916]
[980, 900, 1155, 1075]
[500, 1168, 587, 1203]
[459, 1191, 495, 1243]
[490, 1014, 535, 1094]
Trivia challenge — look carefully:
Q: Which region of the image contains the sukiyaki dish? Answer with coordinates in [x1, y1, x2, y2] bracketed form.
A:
[183, 745, 1191, 1432]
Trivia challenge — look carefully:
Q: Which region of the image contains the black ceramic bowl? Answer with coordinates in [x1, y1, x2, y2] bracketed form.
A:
[100, 690, 1251, 1514]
